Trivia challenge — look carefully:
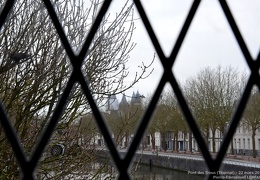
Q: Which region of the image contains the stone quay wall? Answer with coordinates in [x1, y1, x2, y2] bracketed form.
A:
[97, 150, 259, 174]
[132, 153, 259, 173]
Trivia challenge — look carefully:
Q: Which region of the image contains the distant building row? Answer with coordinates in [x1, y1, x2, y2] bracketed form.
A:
[95, 91, 260, 157]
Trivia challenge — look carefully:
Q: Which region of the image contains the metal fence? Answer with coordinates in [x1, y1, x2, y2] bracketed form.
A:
[0, 0, 259, 180]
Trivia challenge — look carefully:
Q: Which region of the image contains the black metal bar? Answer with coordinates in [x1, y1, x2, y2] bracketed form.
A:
[76, 0, 124, 174]
[29, 73, 77, 171]
[78, 0, 112, 64]
[0, 0, 15, 31]
[0, 104, 28, 173]
[123, 73, 167, 179]
[219, 0, 260, 90]
[219, 0, 254, 70]
[134, 0, 214, 174]
[42, 0, 76, 64]
[77, 70, 123, 172]
[254, 52, 260, 90]
[169, 0, 200, 67]
[133, 0, 166, 66]
[167, 72, 214, 171]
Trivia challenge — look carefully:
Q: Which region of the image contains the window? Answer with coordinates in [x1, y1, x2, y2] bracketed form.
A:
[248, 138, 250, 149]
[0, 1, 259, 180]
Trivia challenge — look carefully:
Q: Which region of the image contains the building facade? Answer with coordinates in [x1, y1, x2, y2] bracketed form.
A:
[99, 93, 260, 157]
[145, 126, 260, 157]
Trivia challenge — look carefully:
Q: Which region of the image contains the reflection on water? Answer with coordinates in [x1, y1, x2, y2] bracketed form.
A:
[84, 160, 205, 179]
[132, 164, 204, 180]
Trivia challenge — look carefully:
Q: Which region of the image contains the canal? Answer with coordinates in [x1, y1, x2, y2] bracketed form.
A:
[132, 164, 204, 180]
[94, 151, 205, 179]
[87, 160, 205, 179]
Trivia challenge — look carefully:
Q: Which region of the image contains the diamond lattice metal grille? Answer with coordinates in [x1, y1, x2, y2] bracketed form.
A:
[0, 0, 259, 179]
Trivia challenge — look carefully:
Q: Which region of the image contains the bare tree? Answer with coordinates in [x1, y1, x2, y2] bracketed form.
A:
[243, 88, 260, 158]
[106, 101, 143, 148]
[148, 90, 186, 152]
[184, 66, 244, 153]
[142, 94, 157, 151]
[154, 103, 169, 151]
[0, 0, 153, 178]
[163, 89, 188, 152]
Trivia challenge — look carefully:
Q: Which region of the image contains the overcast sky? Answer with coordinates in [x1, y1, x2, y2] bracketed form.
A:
[106, 0, 260, 99]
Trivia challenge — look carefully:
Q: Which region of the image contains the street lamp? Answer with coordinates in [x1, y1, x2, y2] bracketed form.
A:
[237, 141, 239, 155]
[172, 138, 174, 152]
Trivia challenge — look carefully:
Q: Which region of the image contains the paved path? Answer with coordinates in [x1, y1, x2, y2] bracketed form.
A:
[96, 147, 260, 168]
[133, 150, 260, 168]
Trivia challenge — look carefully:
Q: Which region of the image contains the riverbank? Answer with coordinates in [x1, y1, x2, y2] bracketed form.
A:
[132, 150, 259, 174]
[97, 149, 260, 174]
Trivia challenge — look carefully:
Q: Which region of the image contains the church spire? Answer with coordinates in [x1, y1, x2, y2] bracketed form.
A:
[131, 90, 142, 105]
[119, 93, 128, 109]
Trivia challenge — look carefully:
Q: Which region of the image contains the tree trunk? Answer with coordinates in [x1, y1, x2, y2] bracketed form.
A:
[125, 131, 128, 147]
[175, 132, 179, 152]
[252, 129, 256, 158]
[205, 129, 209, 151]
[212, 128, 216, 153]
[173, 136, 176, 151]
[189, 131, 192, 153]
[115, 134, 120, 146]
[162, 132, 167, 151]
[151, 133, 155, 151]
[230, 139, 234, 155]
[183, 133, 186, 151]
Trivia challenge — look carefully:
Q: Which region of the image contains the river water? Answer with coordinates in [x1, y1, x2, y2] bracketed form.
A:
[132, 164, 204, 180]
[79, 160, 205, 179]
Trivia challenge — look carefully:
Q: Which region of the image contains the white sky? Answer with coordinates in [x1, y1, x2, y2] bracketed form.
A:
[96, 0, 260, 101]
[114, 0, 260, 99]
